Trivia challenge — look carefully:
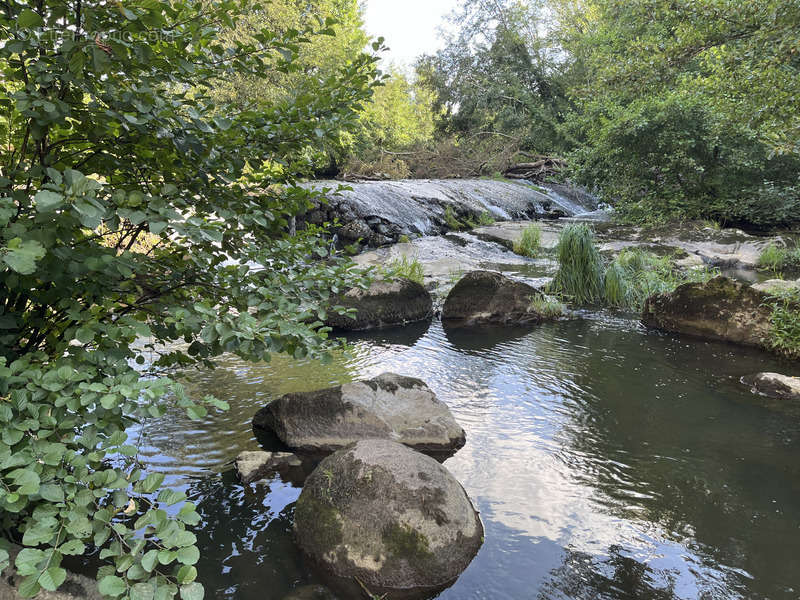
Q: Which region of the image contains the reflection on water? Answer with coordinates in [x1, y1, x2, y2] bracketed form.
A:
[138, 316, 800, 600]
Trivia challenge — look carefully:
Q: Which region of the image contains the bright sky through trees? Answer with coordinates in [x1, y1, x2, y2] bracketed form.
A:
[363, 0, 459, 67]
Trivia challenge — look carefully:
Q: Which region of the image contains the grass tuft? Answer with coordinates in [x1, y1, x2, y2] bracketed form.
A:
[477, 211, 496, 226]
[548, 224, 604, 304]
[513, 223, 542, 258]
[385, 255, 424, 284]
[765, 287, 800, 358]
[444, 205, 464, 230]
[530, 295, 566, 318]
[758, 243, 800, 273]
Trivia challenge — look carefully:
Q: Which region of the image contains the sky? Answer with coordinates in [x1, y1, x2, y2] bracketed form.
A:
[362, 0, 461, 69]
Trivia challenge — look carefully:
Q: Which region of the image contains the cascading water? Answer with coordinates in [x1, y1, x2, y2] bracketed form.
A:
[301, 179, 597, 237]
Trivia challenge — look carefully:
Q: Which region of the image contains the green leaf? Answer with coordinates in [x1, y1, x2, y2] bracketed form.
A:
[34, 190, 64, 212]
[97, 575, 127, 597]
[2, 239, 45, 275]
[18, 9, 44, 29]
[58, 539, 86, 556]
[176, 546, 199, 565]
[141, 549, 159, 573]
[131, 583, 155, 600]
[9, 468, 40, 495]
[176, 565, 197, 584]
[38, 567, 67, 592]
[39, 483, 65, 502]
[179, 583, 204, 600]
[139, 472, 165, 494]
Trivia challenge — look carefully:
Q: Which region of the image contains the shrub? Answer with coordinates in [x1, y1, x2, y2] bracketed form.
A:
[548, 224, 604, 304]
[513, 224, 542, 258]
[0, 1, 379, 598]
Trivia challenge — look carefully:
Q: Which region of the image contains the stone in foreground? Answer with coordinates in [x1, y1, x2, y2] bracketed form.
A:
[235, 450, 302, 484]
[324, 279, 432, 331]
[442, 270, 552, 326]
[253, 373, 465, 455]
[642, 277, 772, 348]
[744, 373, 800, 401]
[294, 440, 483, 597]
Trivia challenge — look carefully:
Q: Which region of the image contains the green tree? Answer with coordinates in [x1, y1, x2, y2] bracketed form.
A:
[0, 1, 379, 598]
[556, 0, 800, 226]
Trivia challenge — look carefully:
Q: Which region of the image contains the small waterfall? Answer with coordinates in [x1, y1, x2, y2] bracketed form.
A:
[301, 179, 597, 237]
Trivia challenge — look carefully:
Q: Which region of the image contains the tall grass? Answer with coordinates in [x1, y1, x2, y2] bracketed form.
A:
[513, 224, 542, 258]
[386, 255, 424, 284]
[603, 248, 718, 310]
[548, 224, 604, 304]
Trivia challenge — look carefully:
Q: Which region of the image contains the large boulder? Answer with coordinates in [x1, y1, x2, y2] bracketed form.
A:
[743, 373, 800, 401]
[442, 270, 554, 326]
[253, 373, 465, 455]
[294, 440, 483, 597]
[642, 277, 773, 348]
[325, 279, 432, 331]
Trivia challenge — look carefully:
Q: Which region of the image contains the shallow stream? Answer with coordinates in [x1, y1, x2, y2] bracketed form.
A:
[138, 314, 800, 600]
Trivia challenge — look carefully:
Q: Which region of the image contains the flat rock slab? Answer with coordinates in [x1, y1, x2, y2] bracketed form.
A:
[324, 279, 432, 331]
[253, 373, 465, 455]
[294, 439, 483, 597]
[744, 373, 800, 401]
[235, 450, 302, 484]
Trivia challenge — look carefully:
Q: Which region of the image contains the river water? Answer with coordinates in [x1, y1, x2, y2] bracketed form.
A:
[137, 313, 800, 600]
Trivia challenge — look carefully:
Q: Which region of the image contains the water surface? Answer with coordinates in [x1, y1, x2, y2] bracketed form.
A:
[138, 316, 800, 600]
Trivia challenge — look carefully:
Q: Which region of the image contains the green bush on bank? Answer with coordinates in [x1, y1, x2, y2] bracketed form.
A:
[0, 1, 379, 598]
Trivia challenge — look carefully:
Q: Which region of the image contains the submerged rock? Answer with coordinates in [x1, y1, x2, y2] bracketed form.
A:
[325, 278, 432, 331]
[235, 450, 302, 484]
[442, 270, 555, 326]
[294, 439, 483, 597]
[281, 585, 338, 600]
[642, 277, 772, 348]
[253, 373, 465, 455]
[744, 373, 800, 401]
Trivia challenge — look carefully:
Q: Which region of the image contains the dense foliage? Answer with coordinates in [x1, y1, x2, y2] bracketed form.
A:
[0, 1, 378, 597]
[412, 0, 800, 228]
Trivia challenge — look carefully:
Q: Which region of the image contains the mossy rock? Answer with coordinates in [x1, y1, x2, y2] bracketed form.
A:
[442, 270, 554, 326]
[642, 276, 772, 348]
[324, 278, 432, 331]
[253, 373, 466, 455]
[294, 440, 483, 597]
